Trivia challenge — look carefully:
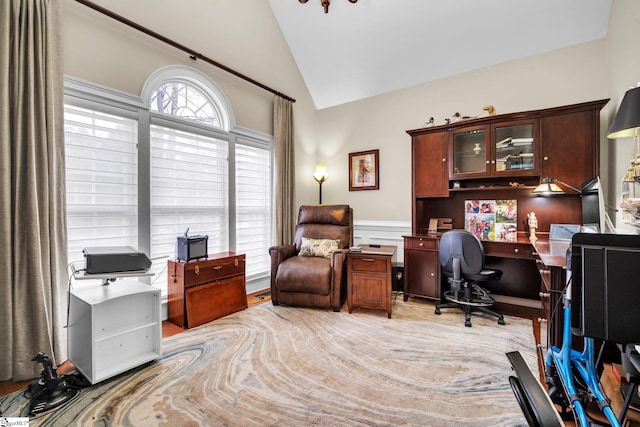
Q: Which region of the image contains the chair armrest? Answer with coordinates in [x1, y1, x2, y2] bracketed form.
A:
[331, 248, 348, 266]
[269, 244, 297, 306]
[329, 249, 349, 311]
[269, 244, 297, 263]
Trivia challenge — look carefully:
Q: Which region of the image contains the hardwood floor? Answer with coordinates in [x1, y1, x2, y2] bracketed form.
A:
[0, 289, 272, 399]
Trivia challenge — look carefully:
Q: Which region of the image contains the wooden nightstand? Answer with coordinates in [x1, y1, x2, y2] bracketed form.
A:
[346, 245, 397, 318]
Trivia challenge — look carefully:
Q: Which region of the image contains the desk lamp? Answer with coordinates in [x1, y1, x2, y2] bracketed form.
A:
[533, 177, 580, 195]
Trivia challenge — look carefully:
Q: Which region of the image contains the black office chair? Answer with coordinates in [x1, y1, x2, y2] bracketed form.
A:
[435, 230, 505, 327]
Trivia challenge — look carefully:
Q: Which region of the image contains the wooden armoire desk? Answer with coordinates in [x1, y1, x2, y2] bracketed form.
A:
[404, 99, 608, 344]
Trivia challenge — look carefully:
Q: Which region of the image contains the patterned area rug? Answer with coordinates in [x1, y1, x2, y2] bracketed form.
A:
[0, 299, 535, 426]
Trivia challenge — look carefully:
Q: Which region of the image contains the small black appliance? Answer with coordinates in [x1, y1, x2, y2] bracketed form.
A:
[177, 228, 208, 261]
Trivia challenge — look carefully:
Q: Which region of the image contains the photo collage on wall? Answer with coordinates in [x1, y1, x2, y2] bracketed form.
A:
[464, 199, 517, 241]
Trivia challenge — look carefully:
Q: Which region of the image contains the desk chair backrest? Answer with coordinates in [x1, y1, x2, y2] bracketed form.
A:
[438, 230, 485, 279]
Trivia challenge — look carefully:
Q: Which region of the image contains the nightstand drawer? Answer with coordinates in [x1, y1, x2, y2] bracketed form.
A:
[404, 237, 438, 250]
[350, 256, 389, 273]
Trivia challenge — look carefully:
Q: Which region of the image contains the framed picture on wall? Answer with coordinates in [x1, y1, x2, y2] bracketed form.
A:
[349, 149, 379, 191]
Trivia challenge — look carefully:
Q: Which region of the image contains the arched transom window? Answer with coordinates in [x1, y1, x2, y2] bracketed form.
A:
[149, 81, 222, 128]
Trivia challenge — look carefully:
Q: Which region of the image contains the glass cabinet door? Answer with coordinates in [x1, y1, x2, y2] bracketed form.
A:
[451, 127, 487, 177]
[494, 123, 535, 173]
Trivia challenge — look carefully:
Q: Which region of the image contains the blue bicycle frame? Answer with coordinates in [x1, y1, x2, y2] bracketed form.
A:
[546, 276, 621, 426]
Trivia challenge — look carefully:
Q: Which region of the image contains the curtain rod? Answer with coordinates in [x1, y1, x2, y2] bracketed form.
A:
[74, 0, 296, 103]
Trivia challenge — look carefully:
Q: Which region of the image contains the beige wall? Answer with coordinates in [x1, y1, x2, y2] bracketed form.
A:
[63, 0, 318, 183]
[63, 0, 640, 230]
[606, 0, 640, 232]
[315, 40, 609, 221]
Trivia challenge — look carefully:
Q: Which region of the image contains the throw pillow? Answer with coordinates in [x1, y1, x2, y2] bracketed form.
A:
[299, 237, 340, 258]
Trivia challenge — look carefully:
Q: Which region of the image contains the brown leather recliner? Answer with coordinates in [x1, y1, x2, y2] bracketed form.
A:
[269, 205, 353, 312]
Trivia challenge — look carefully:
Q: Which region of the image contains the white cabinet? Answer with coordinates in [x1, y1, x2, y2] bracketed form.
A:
[68, 281, 162, 384]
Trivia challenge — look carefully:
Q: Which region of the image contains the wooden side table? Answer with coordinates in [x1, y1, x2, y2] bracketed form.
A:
[346, 245, 397, 318]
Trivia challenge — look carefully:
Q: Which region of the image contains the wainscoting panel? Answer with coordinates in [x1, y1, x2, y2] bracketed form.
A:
[353, 220, 412, 263]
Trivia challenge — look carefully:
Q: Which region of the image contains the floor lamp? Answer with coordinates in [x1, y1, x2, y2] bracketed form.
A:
[313, 164, 328, 204]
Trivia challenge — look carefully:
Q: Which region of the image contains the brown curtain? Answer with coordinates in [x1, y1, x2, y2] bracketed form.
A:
[273, 96, 296, 245]
[0, 0, 68, 381]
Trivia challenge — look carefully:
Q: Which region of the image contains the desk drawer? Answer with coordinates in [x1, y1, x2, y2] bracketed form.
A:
[483, 241, 532, 259]
[404, 236, 438, 250]
[350, 256, 389, 273]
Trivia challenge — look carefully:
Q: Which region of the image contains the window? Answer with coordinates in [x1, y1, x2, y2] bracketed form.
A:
[236, 141, 272, 277]
[64, 67, 273, 294]
[64, 104, 138, 266]
[150, 124, 229, 265]
[150, 81, 222, 128]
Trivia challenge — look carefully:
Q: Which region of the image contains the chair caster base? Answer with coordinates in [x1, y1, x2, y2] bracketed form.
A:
[435, 299, 504, 327]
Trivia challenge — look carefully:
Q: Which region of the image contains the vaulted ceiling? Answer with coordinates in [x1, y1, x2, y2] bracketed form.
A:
[267, 0, 612, 109]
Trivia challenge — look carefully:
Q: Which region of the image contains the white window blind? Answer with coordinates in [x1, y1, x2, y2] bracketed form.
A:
[64, 104, 138, 267]
[236, 142, 272, 278]
[150, 125, 229, 273]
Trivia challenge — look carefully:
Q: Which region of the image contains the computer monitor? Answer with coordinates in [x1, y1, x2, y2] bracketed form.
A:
[570, 233, 640, 344]
[581, 177, 605, 233]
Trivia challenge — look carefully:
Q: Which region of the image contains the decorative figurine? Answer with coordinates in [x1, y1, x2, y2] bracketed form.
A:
[483, 105, 496, 116]
[528, 211, 538, 241]
[423, 117, 434, 127]
[449, 112, 476, 123]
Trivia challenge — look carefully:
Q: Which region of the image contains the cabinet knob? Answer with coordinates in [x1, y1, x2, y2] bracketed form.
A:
[514, 248, 519, 253]
[539, 292, 550, 298]
[213, 265, 222, 270]
[194, 265, 199, 275]
[419, 242, 424, 247]
[486, 160, 490, 164]
[543, 156, 549, 161]
[442, 158, 446, 162]
[491, 160, 495, 164]
[537, 318, 548, 323]
[430, 272, 434, 277]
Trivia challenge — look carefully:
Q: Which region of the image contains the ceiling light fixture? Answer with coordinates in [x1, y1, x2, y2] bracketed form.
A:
[298, 0, 358, 14]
